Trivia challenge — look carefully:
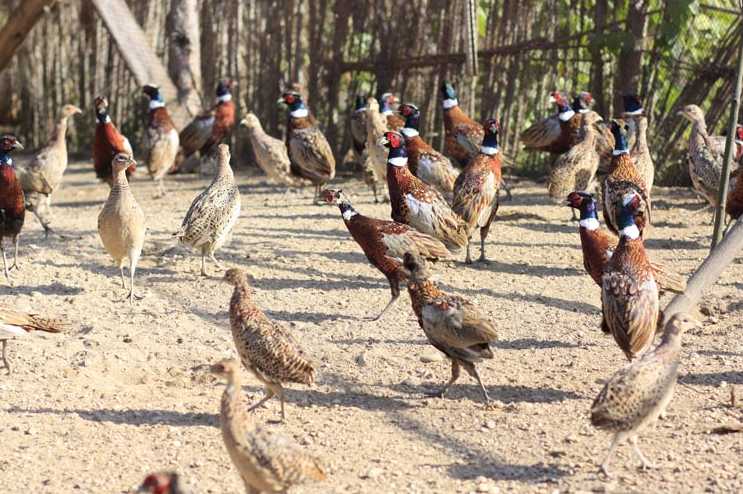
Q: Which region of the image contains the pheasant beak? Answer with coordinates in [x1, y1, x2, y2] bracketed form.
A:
[13, 141, 23, 151]
[377, 135, 390, 147]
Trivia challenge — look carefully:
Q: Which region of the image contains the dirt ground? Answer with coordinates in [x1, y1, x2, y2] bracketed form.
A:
[1, 161, 742, 494]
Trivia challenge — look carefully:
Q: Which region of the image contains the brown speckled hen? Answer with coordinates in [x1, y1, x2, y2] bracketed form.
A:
[548, 111, 601, 203]
[93, 97, 135, 186]
[601, 192, 659, 361]
[382, 131, 468, 253]
[440, 81, 485, 165]
[0, 135, 25, 283]
[398, 103, 459, 200]
[402, 253, 497, 405]
[322, 189, 450, 321]
[225, 268, 315, 421]
[602, 120, 651, 236]
[281, 91, 336, 203]
[452, 119, 502, 264]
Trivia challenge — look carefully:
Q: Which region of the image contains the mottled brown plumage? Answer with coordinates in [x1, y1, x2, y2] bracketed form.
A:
[211, 359, 326, 492]
[452, 119, 502, 263]
[402, 253, 497, 405]
[602, 121, 651, 236]
[382, 131, 468, 252]
[225, 268, 315, 421]
[601, 193, 659, 361]
[548, 111, 601, 202]
[591, 313, 699, 476]
[0, 305, 66, 374]
[322, 189, 450, 320]
[440, 81, 485, 165]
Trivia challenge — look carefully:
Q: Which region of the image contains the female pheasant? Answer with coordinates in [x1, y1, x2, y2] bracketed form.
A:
[93, 96, 134, 186]
[240, 113, 308, 187]
[382, 131, 468, 252]
[402, 252, 498, 405]
[452, 119, 502, 264]
[602, 120, 651, 236]
[398, 103, 459, 200]
[364, 97, 392, 203]
[440, 80, 484, 165]
[0, 135, 25, 283]
[142, 84, 179, 197]
[601, 192, 659, 361]
[281, 91, 336, 203]
[322, 189, 450, 320]
[622, 95, 654, 194]
[548, 111, 601, 203]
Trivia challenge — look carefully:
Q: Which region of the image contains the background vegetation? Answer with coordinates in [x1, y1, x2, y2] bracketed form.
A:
[0, 0, 741, 184]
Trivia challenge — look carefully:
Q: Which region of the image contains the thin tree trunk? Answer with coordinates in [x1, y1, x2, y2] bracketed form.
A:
[166, 0, 202, 117]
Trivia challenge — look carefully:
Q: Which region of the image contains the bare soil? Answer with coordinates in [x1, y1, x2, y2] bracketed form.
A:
[1, 161, 742, 493]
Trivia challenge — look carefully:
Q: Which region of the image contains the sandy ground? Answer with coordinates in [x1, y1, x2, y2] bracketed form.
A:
[1, 161, 742, 494]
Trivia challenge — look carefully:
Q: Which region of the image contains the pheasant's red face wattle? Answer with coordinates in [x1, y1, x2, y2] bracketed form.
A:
[385, 132, 402, 148]
[284, 94, 296, 104]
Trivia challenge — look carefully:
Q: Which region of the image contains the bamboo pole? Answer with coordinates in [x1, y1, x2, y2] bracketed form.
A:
[711, 5, 743, 248]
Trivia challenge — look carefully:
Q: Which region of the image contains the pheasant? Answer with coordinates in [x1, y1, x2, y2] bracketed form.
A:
[210, 359, 326, 491]
[97, 153, 146, 304]
[440, 80, 485, 165]
[379, 92, 405, 130]
[602, 120, 651, 236]
[566, 192, 685, 293]
[452, 119, 502, 264]
[364, 96, 391, 203]
[621, 95, 654, 194]
[0, 306, 66, 374]
[224, 269, 316, 421]
[520, 91, 583, 155]
[240, 113, 308, 187]
[93, 96, 135, 187]
[402, 252, 498, 405]
[382, 131, 468, 252]
[679, 104, 740, 209]
[0, 135, 25, 283]
[137, 472, 188, 494]
[175, 144, 240, 276]
[591, 313, 699, 477]
[280, 91, 336, 203]
[16, 104, 81, 238]
[349, 95, 367, 161]
[601, 192, 659, 361]
[322, 189, 451, 320]
[142, 84, 179, 197]
[548, 111, 601, 203]
[398, 102, 460, 200]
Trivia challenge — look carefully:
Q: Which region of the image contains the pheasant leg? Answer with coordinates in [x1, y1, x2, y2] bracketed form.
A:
[1, 246, 10, 283]
[1, 340, 9, 374]
[210, 254, 224, 270]
[599, 434, 621, 477]
[248, 387, 276, 412]
[127, 254, 143, 303]
[370, 280, 400, 321]
[464, 362, 491, 404]
[428, 360, 460, 398]
[200, 252, 208, 277]
[9, 235, 19, 270]
[465, 241, 473, 264]
[119, 266, 126, 289]
[630, 436, 654, 470]
[479, 224, 492, 263]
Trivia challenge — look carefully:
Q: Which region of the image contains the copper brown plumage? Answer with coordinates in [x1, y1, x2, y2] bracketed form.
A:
[398, 103, 460, 200]
[602, 120, 651, 236]
[0, 135, 25, 284]
[93, 97, 135, 186]
[601, 192, 659, 361]
[322, 189, 450, 321]
[379, 92, 405, 130]
[440, 81, 485, 165]
[211, 359, 326, 492]
[382, 131, 468, 252]
[567, 192, 685, 293]
[591, 313, 699, 477]
[281, 91, 336, 203]
[520, 91, 583, 154]
[137, 472, 189, 494]
[452, 119, 502, 264]
[727, 166, 743, 220]
[401, 252, 497, 405]
[225, 268, 315, 421]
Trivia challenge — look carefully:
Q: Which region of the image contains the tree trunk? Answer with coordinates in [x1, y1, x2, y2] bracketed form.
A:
[613, 0, 646, 112]
[166, 0, 202, 117]
[590, 0, 607, 116]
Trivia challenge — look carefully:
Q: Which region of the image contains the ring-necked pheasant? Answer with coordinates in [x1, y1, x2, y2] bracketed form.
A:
[382, 131, 468, 253]
[210, 358, 326, 491]
[520, 91, 583, 155]
[602, 120, 651, 235]
[601, 192, 659, 361]
[93, 97, 135, 187]
[591, 313, 699, 477]
[452, 119, 502, 264]
[16, 104, 81, 238]
[322, 188, 450, 320]
[401, 252, 498, 405]
[224, 269, 316, 421]
[379, 92, 405, 130]
[281, 91, 336, 203]
[440, 80, 485, 166]
[137, 472, 188, 494]
[398, 102, 459, 200]
[0, 135, 25, 283]
[142, 84, 179, 197]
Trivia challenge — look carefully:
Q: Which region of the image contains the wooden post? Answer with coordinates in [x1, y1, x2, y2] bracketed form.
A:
[0, 0, 57, 73]
[711, 4, 743, 248]
[166, 0, 203, 118]
[663, 219, 743, 325]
